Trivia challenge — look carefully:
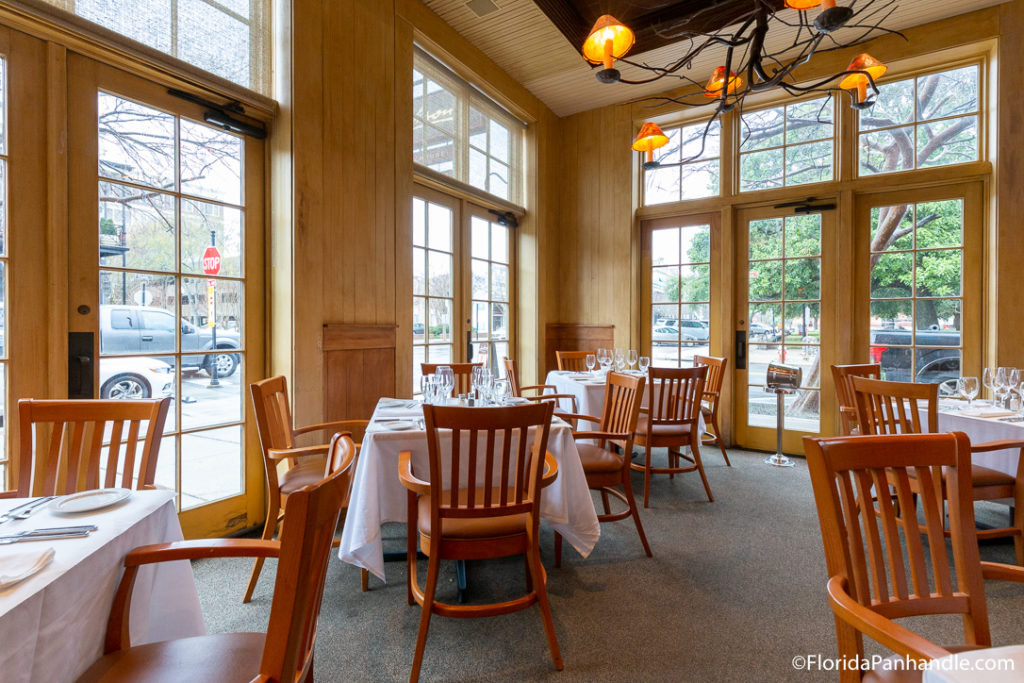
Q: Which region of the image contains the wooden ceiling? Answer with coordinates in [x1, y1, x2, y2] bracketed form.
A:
[422, 0, 1013, 117]
[532, 0, 787, 57]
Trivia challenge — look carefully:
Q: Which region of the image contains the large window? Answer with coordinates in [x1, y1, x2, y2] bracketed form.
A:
[739, 96, 834, 191]
[0, 57, 7, 483]
[649, 223, 711, 366]
[413, 195, 455, 369]
[413, 48, 524, 204]
[642, 120, 720, 205]
[868, 199, 964, 383]
[469, 215, 511, 368]
[859, 65, 979, 176]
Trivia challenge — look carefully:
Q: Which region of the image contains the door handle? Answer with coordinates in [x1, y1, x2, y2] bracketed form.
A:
[466, 330, 473, 363]
[735, 330, 747, 371]
[141, 335, 154, 342]
[68, 332, 94, 399]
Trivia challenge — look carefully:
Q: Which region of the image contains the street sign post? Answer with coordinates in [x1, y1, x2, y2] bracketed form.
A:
[204, 238, 222, 387]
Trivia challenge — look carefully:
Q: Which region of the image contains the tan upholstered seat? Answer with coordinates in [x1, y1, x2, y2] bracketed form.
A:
[635, 415, 693, 438]
[278, 458, 326, 494]
[417, 490, 529, 540]
[575, 443, 622, 473]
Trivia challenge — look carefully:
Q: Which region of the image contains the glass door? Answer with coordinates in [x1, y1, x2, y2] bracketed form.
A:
[733, 206, 836, 452]
[466, 204, 513, 374]
[67, 55, 265, 537]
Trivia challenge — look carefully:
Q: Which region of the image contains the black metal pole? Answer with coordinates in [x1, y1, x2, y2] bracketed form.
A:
[208, 230, 220, 387]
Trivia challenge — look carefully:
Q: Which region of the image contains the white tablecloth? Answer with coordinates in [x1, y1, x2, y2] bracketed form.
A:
[339, 399, 600, 581]
[545, 371, 706, 435]
[931, 407, 1023, 478]
[0, 489, 204, 683]
[922, 644, 1024, 682]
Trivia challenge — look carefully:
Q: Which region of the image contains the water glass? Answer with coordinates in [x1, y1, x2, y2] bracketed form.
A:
[492, 378, 510, 405]
[983, 367, 996, 402]
[627, 349, 638, 371]
[436, 366, 455, 405]
[478, 368, 493, 403]
[638, 356, 650, 374]
[614, 348, 626, 371]
[585, 353, 597, 374]
[958, 376, 978, 407]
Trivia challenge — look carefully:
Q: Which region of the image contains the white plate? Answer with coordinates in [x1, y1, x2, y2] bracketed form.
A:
[51, 488, 132, 514]
[384, 421, 418, 431]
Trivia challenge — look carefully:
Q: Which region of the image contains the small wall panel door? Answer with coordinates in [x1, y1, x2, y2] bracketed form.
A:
[323, 323, 398, 420]
[544, 323, 614, 376]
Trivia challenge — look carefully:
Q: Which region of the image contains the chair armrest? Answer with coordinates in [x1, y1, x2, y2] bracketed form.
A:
[521, 384, 558, 393]
[556, 412, 601, 425]
[293, 420, 367, 438]
[702, 391, 720, 400]
[981, 561, 1024, 583]
[969, 439, 1024, 453]
[826, 575, 951, 662]
[398, 450, 430, 495]
[0, 491, 19, 499]
[541, 452, 558, 488]
[268, 444, 330, 461]
[573, 431, 630, 442]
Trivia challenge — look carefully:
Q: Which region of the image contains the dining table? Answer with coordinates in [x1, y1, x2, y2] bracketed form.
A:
[926, 401, 1024, 479]
[921, 644, 1024, 682]
[339, 398, 601, 581]
[0, 488, 205, 683]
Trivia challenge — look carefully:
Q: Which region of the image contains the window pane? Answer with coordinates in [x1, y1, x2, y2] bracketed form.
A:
[181, 199, 243, 277]
[181, 425, 242, 510]
[78, 0, 172, 52]
[740, 107, 784, 151]
[786, 98, 833, 144]
[871, 205, 914, 251]
[471, 218, 489, 259]
[98, 182, 176, 272]
[98, 93, 175, 190]
[491, 264, 509, 301]
[412, 198, 426, 246]
[749, 219, 783, 260]
[784, 258, 820, 300]
[652, 266, 680, 303]
[680, 225, 710, 263]
[871, 252, 913, 298]
[178, 0, 250, 86]
[180, 119, 242, 205]
[490, 119, 510, 163]
[680, 160, 720, 199]
[412, 248, 426, 295]
[916, 200, 963, 248]
[427, 203, 452, 251]
[786, 141, 832, 185]
[469, 148, 487, 189]
[423, 79, 456, 133]
[917, 66, 978, 120]
[428, 300, 452, 342]
[490, 224, 508, 263]
[915, 250, 961, 297]
[859, 126, 915, 175]
[785, 215, 821, 258]
[749, 261, 783, 302]
[471, 259, 488, 299]
[917, 116, 978, 168]
[740, 149, 784, 191]
[182, 276, 244, 344]
[427, 252, 452, 297]
[860, 78, 914, 131]
[644, 165, 681, 205]
[652, 229, 680, 266]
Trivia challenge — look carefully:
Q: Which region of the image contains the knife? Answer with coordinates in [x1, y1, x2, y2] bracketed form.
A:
[0, 525, 98, 541]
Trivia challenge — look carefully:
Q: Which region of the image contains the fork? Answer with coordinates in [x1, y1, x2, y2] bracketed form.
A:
[0, 497, 56, 526]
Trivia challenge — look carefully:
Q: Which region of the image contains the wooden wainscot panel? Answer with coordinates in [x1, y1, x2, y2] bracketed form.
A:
[323, 323, 397, 421]
[544, 323, 615, 376]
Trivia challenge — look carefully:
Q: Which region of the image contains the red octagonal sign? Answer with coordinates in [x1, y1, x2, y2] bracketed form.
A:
[202, 246, 222, 275]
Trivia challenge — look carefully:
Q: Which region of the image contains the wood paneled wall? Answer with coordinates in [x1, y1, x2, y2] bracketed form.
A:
[544, 324, 615, 377]
[322, 324, 397, 421]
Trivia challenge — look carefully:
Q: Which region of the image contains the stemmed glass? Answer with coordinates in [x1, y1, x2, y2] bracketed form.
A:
[477, 368, 493, 403]
[983, 368, 996, 403]
[436, 366, 455, 405]
[614, 348, 626, 372]
[995, 367, 1010, 408]
[585, 353, 597, 375]
[638, 356, 650, 374]
[1005, 368, 1021, 409]
[492, 378, 510, 405]
[470, 366, 486, 400]
[419, 374, 434, 404]
[627, 350, 638, 372]
[958, 376, 978, 408]
[598, 349, 613, 373]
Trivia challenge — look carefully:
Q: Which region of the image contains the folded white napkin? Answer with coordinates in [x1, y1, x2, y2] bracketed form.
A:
[0, 547, 55, 590]
[960, 406, 1017, 418]
[376, 399, 423, 417]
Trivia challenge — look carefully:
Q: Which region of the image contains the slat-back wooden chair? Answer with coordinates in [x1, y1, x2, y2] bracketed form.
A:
[79, 436, 356, 683]
[693, 355, 731, 466]
[399, 402, 562, 682]
[420, 362, 483, 396]
[555, 350, 595, 372]
[248, 376, 369, 602]
[631, 365, 711, 507]
[852, 376, 1024, 565]
[15, 398, 171, 497]
[804, 431, 1024, 683]
[504, 357, 578, 414]
[554, 371, 650, 566]
[831, 363, 881, 435]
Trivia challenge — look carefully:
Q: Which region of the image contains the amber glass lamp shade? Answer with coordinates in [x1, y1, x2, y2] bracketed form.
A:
[785, 0, 822, 9]
[632, 123, 669, 169]
[582, 15, 635, 69]
[839, 53, 887, 103]
[704, 67, 743, 98]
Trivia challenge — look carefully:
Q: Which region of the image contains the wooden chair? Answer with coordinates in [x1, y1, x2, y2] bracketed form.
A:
[804, 431, 1024, 683]
[852, 376, 1024, 565]
[420, 362, 483, 396]
[14, 398, 171, 497]
[631, 365, 711, 507]
[399, 402, 562, 682]
[247, 375, 369, 602]
[554, 371, 650, 566]
[504, 357, 578, 414]
[555, 350, 595, 372]
[693, 355, 731, 466]
[831, 363, 881, 435]
[78, 435, 356, 683]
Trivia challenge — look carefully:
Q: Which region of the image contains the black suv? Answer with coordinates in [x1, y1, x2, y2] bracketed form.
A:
[869, 328, 960, 383]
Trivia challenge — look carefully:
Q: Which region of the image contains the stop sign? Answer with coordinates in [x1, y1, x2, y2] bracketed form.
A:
[202, 246, 222, 275]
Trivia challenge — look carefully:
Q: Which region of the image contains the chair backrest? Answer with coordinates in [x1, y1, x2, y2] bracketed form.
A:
[851, 376, 937, 435]
[556, 350, 594, 372]
[693, 355, 728, 408]
[420, 363, 483, 396]
[599, 372, 646, 450]
[260, 439, 355, 682]
[17, 398, 171, 496]
[804, 432, 990, 667]
[250, 376, 298, 490]
[420, 403, 553, 531]
[831, 364, 881, 435]
[503, 357, 522, 397]
[647, 365, 707, 426]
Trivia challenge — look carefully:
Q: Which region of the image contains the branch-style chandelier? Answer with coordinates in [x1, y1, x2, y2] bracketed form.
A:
[580, 0, 905, 165]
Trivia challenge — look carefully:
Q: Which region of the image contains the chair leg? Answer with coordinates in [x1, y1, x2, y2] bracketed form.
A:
[623, 476, 652, 557]
[243, 502, 279, 603]
[600, 490, 611, 515]
[669, 449, 675, 479]
[554, 531, 563, 568]
[361, 568, 369, 592]
[643, 443, 652, 508]
[524, 554, 534, 591]
[526, 543, 563, 671]
[692, 437, 714, 503]
[710, 413, 731, 466]
[409, 553, 441, 683]
[407, 492, 417, 606]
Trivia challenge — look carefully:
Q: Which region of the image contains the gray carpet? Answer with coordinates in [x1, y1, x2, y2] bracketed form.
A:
[192, 449, 1024, 681]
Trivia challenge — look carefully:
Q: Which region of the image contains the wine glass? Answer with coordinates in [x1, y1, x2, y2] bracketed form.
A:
[996, 367, 1010, 407]
[436, 366, 455, 405]
[585, 353, 597, 375]
[983, 367, 996, 402]
[478, 368, 493, 403]
[471, 366, 485, 399]
[627, 349, 638, 372]
[614, 348, 626, 372]
[492, 378, 510, 405]
[958, 376, 978, 407]
[598, 349, 612, 373]
[638, 356, 650, 374]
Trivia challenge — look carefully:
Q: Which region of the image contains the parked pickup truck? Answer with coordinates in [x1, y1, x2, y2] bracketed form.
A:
[100, 305, 241, 377]
[869, 328, 960, 383]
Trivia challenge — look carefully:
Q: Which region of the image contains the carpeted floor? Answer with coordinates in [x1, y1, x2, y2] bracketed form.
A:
[192, 449, 1024, 682]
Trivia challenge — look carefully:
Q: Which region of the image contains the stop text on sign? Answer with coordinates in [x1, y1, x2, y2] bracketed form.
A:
[202, 245, 222, 276]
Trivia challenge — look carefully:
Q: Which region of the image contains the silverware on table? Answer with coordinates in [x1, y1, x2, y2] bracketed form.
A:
[0, 497, 56, 525]
[0, 525, 98, 544]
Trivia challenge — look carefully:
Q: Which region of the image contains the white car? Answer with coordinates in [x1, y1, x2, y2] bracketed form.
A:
[100, 357, 174, 400]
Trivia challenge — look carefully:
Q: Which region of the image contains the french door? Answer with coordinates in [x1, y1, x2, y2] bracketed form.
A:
[412, 183, 514, 393]
[733, 205, 837, 453]
[66, 55, 265, 537]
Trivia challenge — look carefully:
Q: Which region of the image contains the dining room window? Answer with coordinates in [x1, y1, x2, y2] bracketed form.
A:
[642, 119, 721, 205]
[0, 57, 8, 485]
[739, 96, 835, 191]
[858, 64, 979, 176]
[413, 47, 524, 205]
[413, 194, 456, 375]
